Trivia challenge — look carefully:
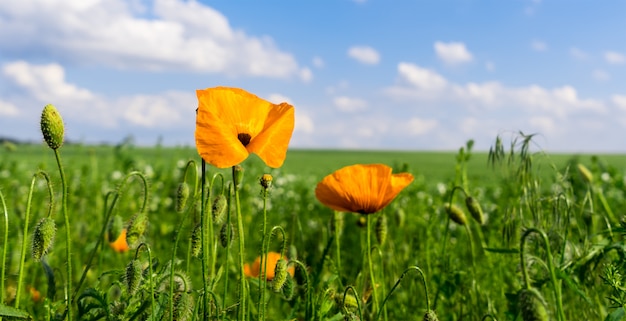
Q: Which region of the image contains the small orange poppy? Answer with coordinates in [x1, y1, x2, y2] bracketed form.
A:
[244, 252, 295, 280]
[109, 229, 129, 253]
[315, 164, 414, 214]
[195, 87, 295, 168]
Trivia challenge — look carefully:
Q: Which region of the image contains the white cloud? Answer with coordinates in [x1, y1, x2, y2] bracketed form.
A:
[405, 117, 438, 136]
[531, 40, 547, 52]
[386, 62, 607, 118]
[434, 41, 473, 65]
[312, 56, 325, 68]
[0, 101, 19, 116]
[605, 51, 625, 64]
[295, 111, 314, 134]
[0, 0, 302, 78]
[485, 61, 495, 72]
[299, 67, 313, 82]
[570, 47, 587, 60]
[267, 94, 293, 105]
[347, 46, 381, 65]
[529, 116, 557, 135]
[2, 60, 94, 102]
[592, 69, 610, 81]
[613, 95, 626, 110]
[333, 96, 368, 112]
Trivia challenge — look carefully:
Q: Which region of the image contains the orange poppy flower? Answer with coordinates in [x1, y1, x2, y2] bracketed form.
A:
[195, 87, 295, 168]
[109, 229, 129, 253]
[244, 251, 295, 280]
[315, 164, 414, 214]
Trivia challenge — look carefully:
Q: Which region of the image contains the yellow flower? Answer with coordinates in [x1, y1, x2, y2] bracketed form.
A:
[109, 229, 130, 253]
[244, 252, 295, 280]
[315, 164, 414, 214]
[195, 87, 295, 168]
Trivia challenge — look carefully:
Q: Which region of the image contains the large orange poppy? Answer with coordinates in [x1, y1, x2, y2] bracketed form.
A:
[315, 164, 414, 214]
[195, 87, 295, 168]
[244, 251, 295, 280]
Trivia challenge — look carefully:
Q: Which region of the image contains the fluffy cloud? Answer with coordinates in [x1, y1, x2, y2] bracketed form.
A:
[0, 101, 18, 116]
[0, 0, 304, 78]
[333, 96, 368, 112]
[405, 117, 438, 136]
[434, 41, 473, 65]
[347, 46, 381, 65]
[531, 40, 548, 52]
[605, 51, 625, 64]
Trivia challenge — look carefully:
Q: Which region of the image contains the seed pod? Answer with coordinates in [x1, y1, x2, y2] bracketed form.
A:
[40, 104, 64, 150]
[212, 194, 227, 224]
[465, 196, 484, 225]
[272, 258, 289, 292]
[124, 259, 142, 296]
[32, 217, 56, 261]
[375, 214, 388, 245]
[175, 182, 190, 213]
[190, 223, 202, 258]
[107, 215, 125, 242]
[219, 222, 233, 248]
[126, 212, 148, 248]
[259, 174, 273, 190]
[281, 274, 296, 300]
[337, 293, 358, 313]
[423, 310, 439, 321]
[162, 292, 194, 321]
[444, 203, 467, 226]
[577, 163, 593, 183]
[518, 288, 549, 321]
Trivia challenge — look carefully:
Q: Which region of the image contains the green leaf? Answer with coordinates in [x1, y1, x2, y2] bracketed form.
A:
[0, 303, 31, 319]
[605, 307, 625, 321]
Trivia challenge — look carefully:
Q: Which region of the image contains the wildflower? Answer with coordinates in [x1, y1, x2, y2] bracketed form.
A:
[195, 87, 295, 168]
[244, 252, 295, 280]
[29, 286, 42, 303]
[315, 164, 414, 214]
[110, 229, 130, 253]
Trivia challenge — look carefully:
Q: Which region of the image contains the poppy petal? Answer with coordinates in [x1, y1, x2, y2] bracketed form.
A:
[247, 102, 295, 168]
[315, 164, 413, 214]
[195, 88, 251, 168]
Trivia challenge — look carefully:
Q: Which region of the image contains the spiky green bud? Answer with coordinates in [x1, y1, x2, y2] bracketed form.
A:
[518, 288, 549, 321]
[32, 217, 56, 261]
[219, 222, 233, 248]
[126, 212, 148, 248]
[271, 258, 289, 292]
[444, 203, 467, 226]
[175, 182, 190, 213]
[190, 223, 202, 258]
[423, 310, 439, 321]
[124, 259, 142, 296]
[107, 215, 124, 242]
[281, 274, 296, 300]
[465, 196, 484, 225]
[40, 104, 64, 150]
[376, 214, 388, 245]
[212, 194, 227, 224]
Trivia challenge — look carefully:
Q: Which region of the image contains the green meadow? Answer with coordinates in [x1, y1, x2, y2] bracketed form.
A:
[3, 139, 626, 320]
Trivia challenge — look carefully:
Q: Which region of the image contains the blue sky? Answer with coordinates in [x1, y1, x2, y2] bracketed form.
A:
[1, 0, 625, 152]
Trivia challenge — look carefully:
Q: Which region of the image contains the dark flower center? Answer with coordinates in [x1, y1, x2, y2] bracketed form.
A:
[238, 133, 252, 146]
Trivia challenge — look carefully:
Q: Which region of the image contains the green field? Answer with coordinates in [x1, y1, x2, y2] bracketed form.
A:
[2, 141, 626, 320]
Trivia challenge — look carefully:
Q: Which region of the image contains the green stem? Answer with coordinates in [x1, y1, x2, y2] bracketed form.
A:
[334, 211, 343, 284]
[71, 172, 148, 305]
[53, 149, 73, 321]
[233, 166, 247, 321]
[16, 171, 51, 308]
[292, 260, 311, 320]
[366, 215, 380, 317]
[258, 188, 268, 320]
[343, 285, 363, 321]
[222, 183, 233, 321]
[376, 266, 430, 321]
[200, 160, 209, 320]
[135, 243, 155, 318]
[520, 228, 565, 321]
[0, 190, 7, 304]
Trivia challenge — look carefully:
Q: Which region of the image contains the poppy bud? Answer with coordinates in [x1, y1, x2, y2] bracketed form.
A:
[260, 173, 273, 190]
[126, 212, 148, 248]
[190, 223, 202, 258]
[124, 259, 142, 296]
[175, 182, 190, 213]
[40, 104, 64, 150]
[212, 194, 227, 224]
[465, 196, 484, 225]
[219, 222, 233, 248]
[518, 288, 549, 321]
[577, 163, 593, 184]
[271, 258, 289, 292]
[444, 203, 467, 226]
[32, 217, 56, 261]
[423, 310, 440, 321]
